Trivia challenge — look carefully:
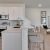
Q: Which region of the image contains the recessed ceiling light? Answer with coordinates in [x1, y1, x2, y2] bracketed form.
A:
[38, 4, 42, 7]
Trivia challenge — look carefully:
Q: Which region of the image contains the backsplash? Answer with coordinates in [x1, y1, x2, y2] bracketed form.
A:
[0, 20, 10, 25]
[0, 20, 23, 27]
[10, 20, 23, 27]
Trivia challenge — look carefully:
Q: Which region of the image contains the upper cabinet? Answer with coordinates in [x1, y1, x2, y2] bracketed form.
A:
[18, 7, 25, 20]
[0, 4, 25, 20]
[3, 7, 9, 15]
[0, 7, 3, 14]
[0, 7, 9, 20]
[13, 7, 19, 20]
[9, 6, 25, 20]
[0, 7, 9, 15]
[9, 7, 14, 20]
[9, 7, 19, 20]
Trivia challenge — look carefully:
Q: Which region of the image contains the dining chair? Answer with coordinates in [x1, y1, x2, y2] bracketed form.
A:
[29, 26, 46, 50]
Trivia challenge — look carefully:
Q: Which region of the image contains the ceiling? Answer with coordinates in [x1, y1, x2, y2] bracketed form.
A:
[0, 0, 50, 8]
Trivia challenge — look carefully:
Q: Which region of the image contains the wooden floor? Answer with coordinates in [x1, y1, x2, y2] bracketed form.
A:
[0, 34, 50, 50]
[0, 38, 2, 50]
[29, 34, 50, 50]
[45, 34, 50, 50]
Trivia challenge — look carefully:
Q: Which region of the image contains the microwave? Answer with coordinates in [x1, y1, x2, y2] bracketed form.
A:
[0, 15, 9, 20]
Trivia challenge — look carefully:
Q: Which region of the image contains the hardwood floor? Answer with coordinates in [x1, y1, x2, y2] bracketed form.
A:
[29, 34, 50, 50]
[45, 34, 50, 50]
[0, 38, 2, 50]
[0, 34, 50, 50]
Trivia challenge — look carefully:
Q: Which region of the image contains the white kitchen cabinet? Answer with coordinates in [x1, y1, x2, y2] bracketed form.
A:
[13, 7, 25, 20]
[0, 7, 3, 14]
[9, 7, 25, 20]
[9, 7, 14, 20]
[0, 7, 9, 15]
[2, 7, 9, 15]
[9, 7, 19, 20]
[18, 7, 25, 20]
[0, 4, 25, 20]
[13, 7, 19, 20]
[2, 28, 22, 50]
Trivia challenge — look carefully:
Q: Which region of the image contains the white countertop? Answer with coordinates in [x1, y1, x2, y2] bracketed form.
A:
[1, 25, 34, 33]
[21, 25, 34, 29]
[2, 28, 21, 33]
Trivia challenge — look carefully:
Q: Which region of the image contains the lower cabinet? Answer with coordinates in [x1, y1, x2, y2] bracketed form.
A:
[2, 32, 22, 50]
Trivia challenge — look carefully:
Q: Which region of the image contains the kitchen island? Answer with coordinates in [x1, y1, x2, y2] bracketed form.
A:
[1, 28, 28, 50]
[2, 28, 22, 50]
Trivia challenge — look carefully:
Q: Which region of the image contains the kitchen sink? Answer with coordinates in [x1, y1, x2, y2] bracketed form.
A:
[13, 27, 20, 28]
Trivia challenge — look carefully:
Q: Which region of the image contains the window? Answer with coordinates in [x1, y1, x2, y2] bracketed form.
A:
[41, 11, 46, 24]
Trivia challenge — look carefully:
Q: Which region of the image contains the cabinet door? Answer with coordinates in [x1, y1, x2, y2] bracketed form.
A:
[9, 7, 25, 20]
[18, 7, 25, 20]
[3, 7, 9, 15]
[0, 7, 3, 14]
[2, 33, 22, 50]
[13, 7, 19, 20]
[9, 7, 14, 20]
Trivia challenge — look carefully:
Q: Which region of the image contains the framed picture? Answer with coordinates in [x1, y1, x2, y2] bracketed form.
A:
[41, 17, 46, 24]
[41, 11, 46, 17]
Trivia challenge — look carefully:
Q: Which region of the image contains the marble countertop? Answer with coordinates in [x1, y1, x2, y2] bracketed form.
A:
[2, 28, 21, 33]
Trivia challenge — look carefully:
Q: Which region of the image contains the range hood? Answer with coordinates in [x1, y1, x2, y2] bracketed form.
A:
[17, 17, 23, 21]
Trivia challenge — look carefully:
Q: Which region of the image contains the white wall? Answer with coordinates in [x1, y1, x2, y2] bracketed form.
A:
[25, 8, 50, 27]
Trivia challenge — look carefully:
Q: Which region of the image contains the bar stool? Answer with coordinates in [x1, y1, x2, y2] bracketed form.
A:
[29, 26, 46, 50]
